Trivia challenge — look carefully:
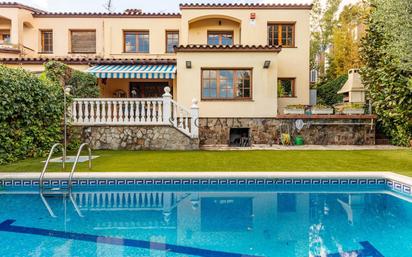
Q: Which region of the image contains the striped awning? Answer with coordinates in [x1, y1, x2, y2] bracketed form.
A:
[87, 64, 176, 79]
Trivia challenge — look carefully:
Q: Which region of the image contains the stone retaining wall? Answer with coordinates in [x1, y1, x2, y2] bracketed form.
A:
[70, 115, 376, 150]
[71, 126, 199, 150]
[199, 116, 375, 145]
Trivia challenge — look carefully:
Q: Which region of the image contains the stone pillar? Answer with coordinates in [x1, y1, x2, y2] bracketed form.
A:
[162, 87, 172, 125]
[190, 98, 199, 138]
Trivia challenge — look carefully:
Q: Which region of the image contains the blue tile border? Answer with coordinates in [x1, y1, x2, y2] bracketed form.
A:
[0, 177, 388, 187]
[1, 176, 411, 197]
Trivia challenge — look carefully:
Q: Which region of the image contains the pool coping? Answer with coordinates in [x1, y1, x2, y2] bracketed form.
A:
[0, 172, 411, 197]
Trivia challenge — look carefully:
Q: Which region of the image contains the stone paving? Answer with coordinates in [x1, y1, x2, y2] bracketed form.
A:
[200, 144, 406, 151]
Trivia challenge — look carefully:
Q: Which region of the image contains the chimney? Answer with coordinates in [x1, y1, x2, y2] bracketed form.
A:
[124, 9, 142, 15]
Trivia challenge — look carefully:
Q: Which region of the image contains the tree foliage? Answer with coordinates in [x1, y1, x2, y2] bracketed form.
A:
[316, 74, 347, 106]
[360, 0, 412, 146]
[328, 3, 368, 78]
[0, 66, 64, 164]
[310, 0, 342, 79]
[44, 61, 99, 98]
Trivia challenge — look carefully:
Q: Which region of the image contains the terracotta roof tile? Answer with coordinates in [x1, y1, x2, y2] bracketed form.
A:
[175, 44, 282, 52]
[32, 12, 181, 18]
[0, 57, 176, 65]
[0, 2, 44, 13]
[179, 3, 312, 10]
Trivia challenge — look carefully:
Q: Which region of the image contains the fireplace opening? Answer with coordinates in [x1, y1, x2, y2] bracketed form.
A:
[229, 128, 251, 147]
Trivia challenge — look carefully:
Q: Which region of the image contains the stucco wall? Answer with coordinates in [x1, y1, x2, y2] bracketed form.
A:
[176, 51, 278, 117]
[0, 5, 311, 115]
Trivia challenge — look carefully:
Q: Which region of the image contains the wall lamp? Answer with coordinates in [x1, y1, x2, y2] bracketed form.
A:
[186, 61, 192, 69]
[263, 60, 271, 69]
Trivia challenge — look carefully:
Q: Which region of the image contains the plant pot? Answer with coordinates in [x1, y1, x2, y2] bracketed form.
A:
[342, 108, 365, 115]
[294, 135, 304, 145]
[312, 108, 334, 115]
[284, 108, 305, 115]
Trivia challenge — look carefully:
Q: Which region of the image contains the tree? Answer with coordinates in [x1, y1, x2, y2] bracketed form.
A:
[310, 0, 342, 80]
[328, 3, 368, 78]
[317, 74, 347, 106]
[360, 0, 412, 146]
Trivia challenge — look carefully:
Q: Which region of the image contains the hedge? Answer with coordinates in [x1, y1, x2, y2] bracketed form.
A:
[0, 65, 64, 164]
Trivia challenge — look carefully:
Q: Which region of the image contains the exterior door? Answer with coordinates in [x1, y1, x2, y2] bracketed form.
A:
[129, 82, 171, 98]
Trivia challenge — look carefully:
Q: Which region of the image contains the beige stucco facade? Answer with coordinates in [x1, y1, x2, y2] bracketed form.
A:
[0, 2, 311, 117]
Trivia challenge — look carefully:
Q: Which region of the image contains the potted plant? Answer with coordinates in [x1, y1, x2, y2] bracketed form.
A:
[342, 103, 365, 115]
[284, 104, 305, 115]
[311, 104, 334, 115]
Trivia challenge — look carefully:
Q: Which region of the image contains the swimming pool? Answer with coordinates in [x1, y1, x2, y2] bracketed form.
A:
[0, 172, 411, 257]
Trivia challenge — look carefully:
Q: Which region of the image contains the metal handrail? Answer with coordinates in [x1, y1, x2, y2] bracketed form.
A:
[68, 143, 92, 189]
[39, 143, 66, 191]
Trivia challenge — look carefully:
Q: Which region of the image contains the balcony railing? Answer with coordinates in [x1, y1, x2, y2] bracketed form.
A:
[70, 87, 199, 138]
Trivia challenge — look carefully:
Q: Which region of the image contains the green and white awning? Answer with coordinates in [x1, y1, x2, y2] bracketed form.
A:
[87, 64, 176, 79]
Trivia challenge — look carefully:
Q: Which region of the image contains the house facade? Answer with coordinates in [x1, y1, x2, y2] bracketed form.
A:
[1, 2, 347, 148]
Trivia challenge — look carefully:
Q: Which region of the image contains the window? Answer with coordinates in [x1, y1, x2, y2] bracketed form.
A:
[0, 30, 10, 44]
[278, 78, 295, 97]
[166, 31, 179, 53]
[310, 69, 318, 83]
[70, 30, 96, 53]
[268, 23, 295, 47]
[207, 31, 233, 45]
[124, 31, 149, 53]
[40, 30, 53, 53]
[202, 69, 252, 100]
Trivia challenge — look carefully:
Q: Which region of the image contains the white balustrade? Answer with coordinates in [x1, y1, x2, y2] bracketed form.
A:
[71, 98, 164, 126]
[71, 87, 199, 138]
[72, 192, 176, 210]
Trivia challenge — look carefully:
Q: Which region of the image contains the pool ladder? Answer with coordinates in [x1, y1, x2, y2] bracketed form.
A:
[39, 143, 92, 217]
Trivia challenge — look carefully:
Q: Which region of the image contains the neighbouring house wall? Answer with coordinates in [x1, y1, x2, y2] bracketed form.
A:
[198, 117, 375, 145]
[3, 64, 90, 73]
[176, 51, 278, 117]
[71, 125, 199, 150]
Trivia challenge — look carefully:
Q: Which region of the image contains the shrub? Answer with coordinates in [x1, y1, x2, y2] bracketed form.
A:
[360, 0, 412, 146]
[286, 104, 305, 109]
[0, 65, 64, 164]
[316, 75, 347, 106]
[44, 61, 99, 98]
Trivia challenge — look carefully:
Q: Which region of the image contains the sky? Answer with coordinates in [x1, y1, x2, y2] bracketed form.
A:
[14, 0, 357, 13]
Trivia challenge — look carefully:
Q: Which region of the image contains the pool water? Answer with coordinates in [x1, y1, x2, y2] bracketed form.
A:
[0, 186, 411, 257]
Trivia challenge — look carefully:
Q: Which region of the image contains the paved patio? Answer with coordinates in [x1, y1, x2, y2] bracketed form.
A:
[201, 144, 406, 151]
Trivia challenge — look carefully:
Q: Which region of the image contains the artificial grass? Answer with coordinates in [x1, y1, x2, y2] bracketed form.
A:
[0, 150, 411, 176]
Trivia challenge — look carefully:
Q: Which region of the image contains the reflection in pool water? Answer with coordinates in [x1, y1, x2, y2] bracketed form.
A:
[0, 189, 411, 256]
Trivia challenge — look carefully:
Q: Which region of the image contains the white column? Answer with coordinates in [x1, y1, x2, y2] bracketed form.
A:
[190, 98, 199, 139]
[162, 87, 172, 125]
[10, 18, 20, 45]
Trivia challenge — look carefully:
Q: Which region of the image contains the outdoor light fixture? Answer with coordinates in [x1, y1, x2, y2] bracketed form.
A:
[186, 61, 192, 69]
[263, 60, 271, 69]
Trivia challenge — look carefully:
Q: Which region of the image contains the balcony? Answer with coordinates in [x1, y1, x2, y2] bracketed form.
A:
[70, 88, 200, 139]
[0, 41, 21, 54]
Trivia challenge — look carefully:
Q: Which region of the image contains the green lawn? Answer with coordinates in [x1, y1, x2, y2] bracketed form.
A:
[0, 150, 411, 176]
